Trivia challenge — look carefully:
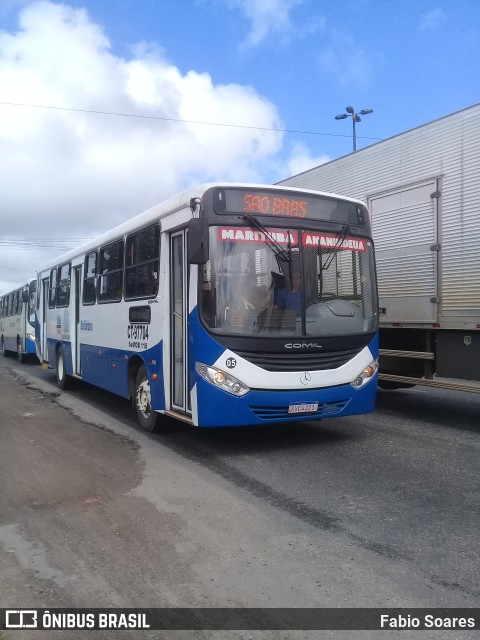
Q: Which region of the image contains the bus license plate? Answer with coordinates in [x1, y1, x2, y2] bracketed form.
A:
[288, 402, 319, 414]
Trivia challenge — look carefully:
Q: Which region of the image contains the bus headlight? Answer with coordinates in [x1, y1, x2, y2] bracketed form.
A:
[195, 362, 250, 397]
[351, 359, 378, 388]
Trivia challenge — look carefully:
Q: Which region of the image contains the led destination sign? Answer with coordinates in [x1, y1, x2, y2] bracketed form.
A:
[243, 193, 308, 218]
[213, 188, 366, 225]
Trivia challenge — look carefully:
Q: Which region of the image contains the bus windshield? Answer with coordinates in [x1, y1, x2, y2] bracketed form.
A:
[200, 225, 378, 338]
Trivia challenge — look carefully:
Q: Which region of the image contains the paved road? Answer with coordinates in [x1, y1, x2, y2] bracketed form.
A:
[1, 356, 479, 639]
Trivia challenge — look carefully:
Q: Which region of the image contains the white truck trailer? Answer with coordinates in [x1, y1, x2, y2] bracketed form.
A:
[279, 103, 480, 392]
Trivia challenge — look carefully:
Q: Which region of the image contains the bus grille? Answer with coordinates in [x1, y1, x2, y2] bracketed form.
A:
[236, 348, 362, 372]
[249, 399, 349, 421]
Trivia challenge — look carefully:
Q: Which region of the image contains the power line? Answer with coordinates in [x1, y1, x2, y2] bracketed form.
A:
[0, 264, 34, 273]
[0, 239, 91, 251]
[0, 100, 383, 141]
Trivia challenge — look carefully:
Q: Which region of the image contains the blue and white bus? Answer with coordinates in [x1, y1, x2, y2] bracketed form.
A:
[0, 278, 37, 362]
[35, 183, 378, 430]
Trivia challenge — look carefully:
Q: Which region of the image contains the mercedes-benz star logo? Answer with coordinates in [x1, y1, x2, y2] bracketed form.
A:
[300, 372, 311, 386]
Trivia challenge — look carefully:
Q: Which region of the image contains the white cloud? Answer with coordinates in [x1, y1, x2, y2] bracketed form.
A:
[418, 8, 447, 32]
[0, 1, 290, 289]
[317, 30, 379, 88]
[283, 142, 329, 178]
[225, 0, 303, 47]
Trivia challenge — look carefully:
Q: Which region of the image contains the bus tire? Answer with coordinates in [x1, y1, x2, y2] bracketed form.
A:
[135, 365, 160, 432]
[56, 346, 72, 390]
[1, 338, 8, 357]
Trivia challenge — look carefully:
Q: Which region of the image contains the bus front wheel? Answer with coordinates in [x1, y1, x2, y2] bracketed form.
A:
[56, 346, 72, 390]
[135, 365, 160, 432]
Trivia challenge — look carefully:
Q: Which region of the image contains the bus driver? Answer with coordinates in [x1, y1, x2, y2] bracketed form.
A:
[272, 269, 304, 317]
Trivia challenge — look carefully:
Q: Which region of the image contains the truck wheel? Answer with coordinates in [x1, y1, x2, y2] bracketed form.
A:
[135, 365, 160, 432]
[56, 346, 72, 390]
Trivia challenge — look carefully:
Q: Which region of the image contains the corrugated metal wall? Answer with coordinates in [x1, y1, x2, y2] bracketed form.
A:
[370, 180, 438, 324]
[279, 104, 480, 326]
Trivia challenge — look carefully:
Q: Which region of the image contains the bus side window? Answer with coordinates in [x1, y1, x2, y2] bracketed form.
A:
[83, 251, 97, 305]
[49, 269, 57, 308]
[125, 224, 160, 300]
[98, 239, 124, 302]
[56, 263, 71, 308]
[36, 275, 41, 310]
[13, 290, 20, 315]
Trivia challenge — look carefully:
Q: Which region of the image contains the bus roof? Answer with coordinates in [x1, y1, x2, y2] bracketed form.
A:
[36, 182, 366, 273]
[0, 277, 36, 298]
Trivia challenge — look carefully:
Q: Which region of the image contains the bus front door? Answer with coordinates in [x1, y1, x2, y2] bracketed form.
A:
[170, 230, 191, 416]
[41, 278, 49, 363]
[73, 265, 82, 375]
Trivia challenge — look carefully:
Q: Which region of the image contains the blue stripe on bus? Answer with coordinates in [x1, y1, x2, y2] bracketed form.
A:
[80, 343, 130, 397]
[369, 330, 379, 358]
[188, 307, 225, 390]
[46, 338, 165, 410]
[188, 309, 378, 427]
[194, 376, 377, 427]
[2, 335, 36, 355]
[35, 317, 41, 357]
[47, 338, 72, 374]
[25, 336, 37, 354]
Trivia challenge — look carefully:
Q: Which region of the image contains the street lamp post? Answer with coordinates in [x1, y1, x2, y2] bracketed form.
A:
[335, 106, 373, 152]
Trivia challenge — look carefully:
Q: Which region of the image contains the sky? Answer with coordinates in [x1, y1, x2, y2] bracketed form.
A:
[0, 0, 479, 291]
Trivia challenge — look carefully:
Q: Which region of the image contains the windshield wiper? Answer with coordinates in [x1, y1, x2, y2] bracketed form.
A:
[242, 214, 291, 264]
[317, 224, 350, 299]
[322, 224, 350, 271]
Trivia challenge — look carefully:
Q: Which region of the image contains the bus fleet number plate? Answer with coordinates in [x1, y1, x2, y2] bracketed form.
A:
[288, 402, 319, 414]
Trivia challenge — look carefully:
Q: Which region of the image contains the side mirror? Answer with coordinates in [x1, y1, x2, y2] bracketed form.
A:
[187, 218, 209, 264]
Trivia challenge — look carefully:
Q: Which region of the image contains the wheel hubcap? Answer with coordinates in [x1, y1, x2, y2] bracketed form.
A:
[137, 379, 151, 417]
